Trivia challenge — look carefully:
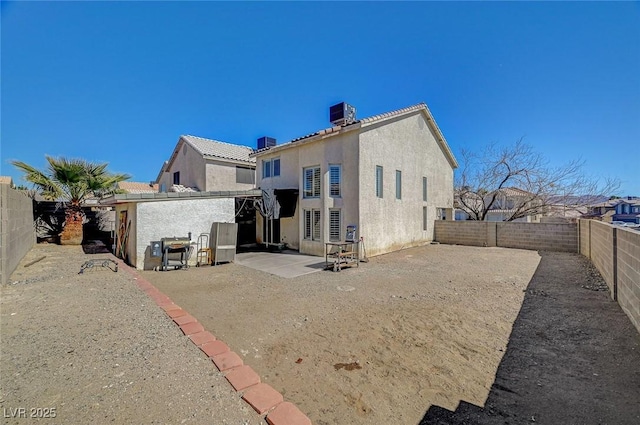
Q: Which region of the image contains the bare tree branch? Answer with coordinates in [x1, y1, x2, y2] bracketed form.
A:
[454, 139, 620, 221]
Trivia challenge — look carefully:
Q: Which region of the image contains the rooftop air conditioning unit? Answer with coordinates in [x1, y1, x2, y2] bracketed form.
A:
[329, 102, 357, 126]
[257, 136, 277, 150]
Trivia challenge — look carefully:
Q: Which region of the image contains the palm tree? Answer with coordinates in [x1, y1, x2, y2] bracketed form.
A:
[12, 156, 130, 245]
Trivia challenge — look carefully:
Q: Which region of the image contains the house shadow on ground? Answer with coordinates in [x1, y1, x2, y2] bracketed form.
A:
[420, 251, 640, 425]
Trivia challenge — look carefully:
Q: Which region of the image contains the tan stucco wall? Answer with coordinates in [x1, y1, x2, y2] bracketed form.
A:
[158, 141, 206, 190]
[358, 112, 454, 256]
[255, 111, 455, 257]
[205, 160, 255, 192]
[257, 130, 360, 256]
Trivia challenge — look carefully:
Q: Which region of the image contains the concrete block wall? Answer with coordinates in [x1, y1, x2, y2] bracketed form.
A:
[579, 219, 640, 334]
[587, 221, 616, 298]
[579, 219, 591, 257]
[617, 229, 640, 331]
[0, 185, 36, 285]
[433, 221, 494, 247]
[497, 222, 577, 252]
[434, 221, 577, 252]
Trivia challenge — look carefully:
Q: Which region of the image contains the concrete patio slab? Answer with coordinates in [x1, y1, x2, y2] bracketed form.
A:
[235, 251, 326, 278]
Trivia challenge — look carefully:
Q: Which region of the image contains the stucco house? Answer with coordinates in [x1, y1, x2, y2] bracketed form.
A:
[251, 102, 458, 257]
[612, 197, 640, 224]
[155, 135, 256, 192]
[584, 197, 640, 223]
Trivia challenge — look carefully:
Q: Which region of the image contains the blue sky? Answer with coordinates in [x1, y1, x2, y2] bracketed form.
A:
[2, 1, 639, 195]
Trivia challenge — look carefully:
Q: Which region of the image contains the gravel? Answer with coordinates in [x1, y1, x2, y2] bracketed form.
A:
[1, 244, 266, 425]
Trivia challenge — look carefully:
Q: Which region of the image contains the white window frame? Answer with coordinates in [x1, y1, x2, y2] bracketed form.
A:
[262, 157, 280, 179]
[329, 164, 341, 198]
[376, 165, 383, 198]
[313, 210, 321, 240]
[396, 170, 402, 200]
[304, 209, 322, 241]
[329, 209, 341, 242]
[303, 166, 321, 198]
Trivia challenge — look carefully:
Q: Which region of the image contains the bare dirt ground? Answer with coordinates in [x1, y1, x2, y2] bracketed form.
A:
[141, 244, 541, 425]
[1, 244, 265, 425]
[3, 243, 639, 425]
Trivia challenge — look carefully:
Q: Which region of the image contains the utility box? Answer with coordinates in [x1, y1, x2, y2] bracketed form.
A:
[150, 241, 162, 257]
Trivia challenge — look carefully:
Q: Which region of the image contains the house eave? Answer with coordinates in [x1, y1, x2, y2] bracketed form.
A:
[99, 189, 262, 205]
[251, 123, 363, 158]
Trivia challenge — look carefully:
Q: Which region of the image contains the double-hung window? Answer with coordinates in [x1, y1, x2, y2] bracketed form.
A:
[304, 209, 321, 240]
[329, 164, 341, 197]
[262, 158, 280, 178]
[375, 166, 383, 198]
[303, 166, 321, 198]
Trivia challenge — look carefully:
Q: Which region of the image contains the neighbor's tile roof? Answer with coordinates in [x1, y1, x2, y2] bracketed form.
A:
[498, 187, 535, 197]
[182, 135, 256, 164]
[0, 176, 13, 185]
[118, 181, 159, 194]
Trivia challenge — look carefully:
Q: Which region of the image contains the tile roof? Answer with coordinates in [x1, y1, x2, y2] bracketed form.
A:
[118, 181, 158, 194]
[182, 135, 256, 164]
[0, 176, 13, 185]
[169, 184, 199, 193]
[251, 102, 458, 168]
[498, 187, 535, 197]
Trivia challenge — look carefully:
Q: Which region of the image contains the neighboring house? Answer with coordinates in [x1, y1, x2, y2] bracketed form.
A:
[584, 198, 640, 223]
[455, 187, 543, 222]
[118, 181, 159, 194]
[252, 102, 458, 257]
[612, 197, 640, 224]
[156, 135, 256, 192]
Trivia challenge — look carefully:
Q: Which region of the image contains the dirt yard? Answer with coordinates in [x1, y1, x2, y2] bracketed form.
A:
[143, 244, 541, 425]
[3, 243, 639, 425]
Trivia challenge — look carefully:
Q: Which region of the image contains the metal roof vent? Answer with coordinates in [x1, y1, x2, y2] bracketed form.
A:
[329, 102, 357, 126]
[257, 136, 276, 150]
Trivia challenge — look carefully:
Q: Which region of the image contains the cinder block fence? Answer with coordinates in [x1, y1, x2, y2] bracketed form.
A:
[434, 219, 640, 335]
[578, 220, 640, 333]
[434, 221, 578, 252]
[0, 185, 36, 285]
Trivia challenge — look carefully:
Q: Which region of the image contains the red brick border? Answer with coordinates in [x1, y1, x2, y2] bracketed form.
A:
[116, 259, 313, 424]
